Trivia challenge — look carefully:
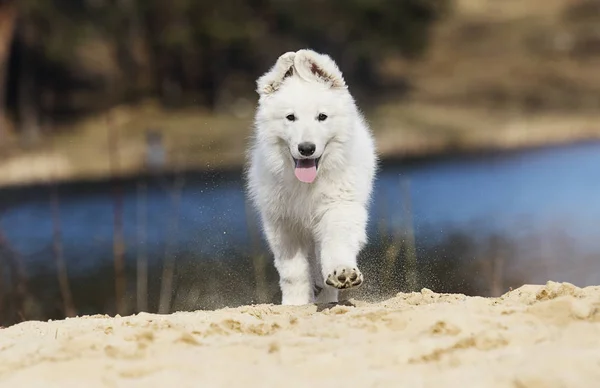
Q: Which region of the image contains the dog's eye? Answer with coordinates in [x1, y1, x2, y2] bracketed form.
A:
[317, 113, 328, 122]
[286, 114, 296, 122]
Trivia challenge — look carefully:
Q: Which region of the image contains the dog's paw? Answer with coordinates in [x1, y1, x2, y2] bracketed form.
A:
[325, 266, 363, 290]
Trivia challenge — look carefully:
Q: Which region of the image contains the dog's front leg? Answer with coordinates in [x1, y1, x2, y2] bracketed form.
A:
[316, 203, 367, 298]
[263, 220, 313, 305]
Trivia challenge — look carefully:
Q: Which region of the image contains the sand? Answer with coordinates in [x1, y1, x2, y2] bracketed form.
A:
[1, 281, 599, 388]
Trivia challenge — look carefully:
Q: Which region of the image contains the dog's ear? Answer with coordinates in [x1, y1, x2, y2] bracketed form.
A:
[256, 52, 296, 96]
[294, 49, 346, 89]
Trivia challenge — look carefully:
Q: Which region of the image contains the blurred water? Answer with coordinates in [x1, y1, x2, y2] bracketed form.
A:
[1, 141, 599, 283]
[380, 141, 600, 247]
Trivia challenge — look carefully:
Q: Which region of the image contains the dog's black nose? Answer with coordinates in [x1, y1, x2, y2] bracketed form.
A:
[298, 142, 316, 156]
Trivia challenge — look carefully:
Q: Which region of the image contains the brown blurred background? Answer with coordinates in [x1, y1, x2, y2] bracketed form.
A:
[1, 0, 600, 326]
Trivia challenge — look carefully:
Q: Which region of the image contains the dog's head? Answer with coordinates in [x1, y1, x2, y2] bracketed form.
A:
[254, 49, 356, 183]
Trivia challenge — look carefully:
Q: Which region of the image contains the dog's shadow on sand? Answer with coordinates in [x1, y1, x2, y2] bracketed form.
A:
[315, 299, 356, 312]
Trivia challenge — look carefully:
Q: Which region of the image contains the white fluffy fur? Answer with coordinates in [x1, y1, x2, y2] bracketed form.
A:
[246, 49, 378, 305]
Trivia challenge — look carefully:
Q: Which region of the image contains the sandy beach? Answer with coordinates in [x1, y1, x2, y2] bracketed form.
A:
[1, 281, 599, 387]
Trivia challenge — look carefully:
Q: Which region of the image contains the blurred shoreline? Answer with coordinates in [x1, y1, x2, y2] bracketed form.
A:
[1, 100, 600, 188]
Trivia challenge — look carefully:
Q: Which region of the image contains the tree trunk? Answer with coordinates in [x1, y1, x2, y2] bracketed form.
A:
[114, 0, 139, 101]
[0, 0, 17, 145]
[17, 18, 40, 147]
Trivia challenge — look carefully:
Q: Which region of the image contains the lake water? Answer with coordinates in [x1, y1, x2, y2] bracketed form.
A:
[2, 141, 600, 289]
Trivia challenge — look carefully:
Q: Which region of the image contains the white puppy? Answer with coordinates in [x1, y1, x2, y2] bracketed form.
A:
[246, 49, 377, 305]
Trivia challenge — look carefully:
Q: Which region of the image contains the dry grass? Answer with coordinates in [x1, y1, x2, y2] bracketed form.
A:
[0, 100, 253, 186]
[372, 102, 600, 157]
[2, 98, 600, 188]
[406, 0, 600, 110]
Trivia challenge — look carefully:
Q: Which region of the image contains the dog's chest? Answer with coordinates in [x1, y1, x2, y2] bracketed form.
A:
[275, 182, 323, 226]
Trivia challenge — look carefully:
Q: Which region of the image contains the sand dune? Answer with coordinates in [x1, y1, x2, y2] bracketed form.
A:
[1, 281, 599, 387]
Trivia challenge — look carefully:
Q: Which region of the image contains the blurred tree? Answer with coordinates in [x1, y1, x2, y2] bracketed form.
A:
[1, 0, 448, 132]
[0, 0, 17, 143]
[16, 16, 41, 146]
[140, 0, 449, 107]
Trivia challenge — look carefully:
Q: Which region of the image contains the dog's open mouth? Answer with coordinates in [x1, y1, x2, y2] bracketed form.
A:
[293, 157, 320, 183]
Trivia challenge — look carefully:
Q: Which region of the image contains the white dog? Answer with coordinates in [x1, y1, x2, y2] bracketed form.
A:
[245, 49, 377, 305]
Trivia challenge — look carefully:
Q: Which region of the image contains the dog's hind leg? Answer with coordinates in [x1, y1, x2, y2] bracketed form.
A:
[312, 246, 339, 304]
[263, 220, 313, 305]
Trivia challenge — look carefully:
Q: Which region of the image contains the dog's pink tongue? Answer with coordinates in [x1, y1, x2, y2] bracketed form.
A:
[294, 159, 317, 183]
